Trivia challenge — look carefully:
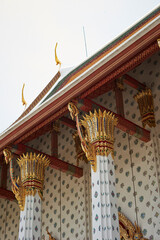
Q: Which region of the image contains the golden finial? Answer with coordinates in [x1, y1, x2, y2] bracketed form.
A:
[55, 42, 61, 70]
[22, 83, 27, 108]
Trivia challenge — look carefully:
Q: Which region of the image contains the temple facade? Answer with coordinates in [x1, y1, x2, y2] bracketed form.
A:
[0, 6, 160, 240]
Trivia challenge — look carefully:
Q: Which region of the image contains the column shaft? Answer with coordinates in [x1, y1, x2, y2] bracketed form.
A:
[19, 193, 41, 240]
[3, 150, 49, 240]
[91, 154, 120, 240]
[68, 103, 120, 240]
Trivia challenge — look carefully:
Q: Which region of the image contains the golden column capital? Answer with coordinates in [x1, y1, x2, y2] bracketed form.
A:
[134, 88, 156, 128]
[81, 109, 118, 158]
[68, 102, 118, 172]
[3, 150, 50, 211]
[17, 152, 50, 198]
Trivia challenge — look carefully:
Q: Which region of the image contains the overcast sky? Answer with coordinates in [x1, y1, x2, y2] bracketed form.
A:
[0, 0, 159, 133]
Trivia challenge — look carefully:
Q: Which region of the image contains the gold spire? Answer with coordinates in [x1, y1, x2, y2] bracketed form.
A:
[22, 83, 27, 107]
[55, 42, 61, 70]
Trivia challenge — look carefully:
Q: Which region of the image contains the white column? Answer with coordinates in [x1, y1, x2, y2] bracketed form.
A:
[68, 104, 120, 240]
[3, 150, 49, 240]
[17, 153, 49, 240]
[145, 131, 160, 240]
[18, 192, 42, 240]
[91, 154, 120, 240]
[84, 162, 92, 240]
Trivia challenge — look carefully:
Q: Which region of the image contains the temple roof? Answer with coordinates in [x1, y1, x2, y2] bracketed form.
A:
[13, 5, 160, 124]
[0, 5, 159, 149]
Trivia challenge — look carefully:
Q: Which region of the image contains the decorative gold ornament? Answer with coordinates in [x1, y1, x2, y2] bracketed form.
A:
[119, 212, 148, 240]
[119, 212, 135, 239]
[12, 183, 25, 211]
[17, 152, 50, 201]
[68, 102, 118, 172]
[55, 42, 61, 70]
[134, 88, 156, 128]
[52, 120, 60, 133]
[68, 102, 79, 120]
[3, 148, 12, 164]
[83, 109, 117, 166]
[3, 149, 49, 211]
[22, 83, 27, 107]
[46, 228, 56, 240]
[3, 148, 25, 210]
[157, 39, 160, 48]
[68, 102, 96, 171]
[116, 77, 124, 91]
[81, 109, 118, 160]
[72, 131, 88, 166]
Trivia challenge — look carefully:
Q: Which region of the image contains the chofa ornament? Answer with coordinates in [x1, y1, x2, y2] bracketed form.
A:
[68, 102, 118, 172]
[3, 149, 50, 211]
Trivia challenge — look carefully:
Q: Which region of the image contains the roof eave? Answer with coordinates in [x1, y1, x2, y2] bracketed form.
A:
[0, 13, 159, 150]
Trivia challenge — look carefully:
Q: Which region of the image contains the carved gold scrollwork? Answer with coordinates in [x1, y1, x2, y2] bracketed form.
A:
[68, 102, 96, 171]
[12, 184, 25, 211]
[46, 228, 56, 240]
[3, 148, 12, 164]
[116, 77, 124, 91]
[72, 131, 88, 166]
[119, 212, 148, 240]
[134, 88, 156, 128]
[3, 148, 25, 210]
[68, 102, 79, 120]
[52, 120, 60, 133]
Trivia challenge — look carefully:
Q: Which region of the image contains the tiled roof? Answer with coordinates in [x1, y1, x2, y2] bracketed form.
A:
[14, 5, 160, 122]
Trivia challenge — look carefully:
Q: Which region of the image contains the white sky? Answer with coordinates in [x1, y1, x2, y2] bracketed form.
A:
[0, 0, 159, 133]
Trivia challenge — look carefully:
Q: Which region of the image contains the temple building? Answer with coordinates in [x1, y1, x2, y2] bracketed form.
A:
[0, 5, 160, 240]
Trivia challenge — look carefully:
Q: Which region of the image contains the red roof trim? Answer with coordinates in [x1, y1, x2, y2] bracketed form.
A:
[0, 25, 159, 151]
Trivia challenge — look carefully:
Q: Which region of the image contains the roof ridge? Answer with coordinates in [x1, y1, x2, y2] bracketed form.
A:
[14, 71, 60, 123]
